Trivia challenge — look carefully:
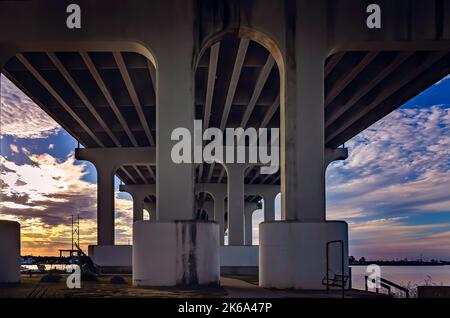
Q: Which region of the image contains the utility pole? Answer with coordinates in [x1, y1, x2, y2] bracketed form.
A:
[71, 215, 74, 252]
[70, 214, 81, 256]
[77, 214, 80, 253]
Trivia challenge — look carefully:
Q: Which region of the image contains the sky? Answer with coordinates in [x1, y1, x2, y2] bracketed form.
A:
[1, 73, 450, 260]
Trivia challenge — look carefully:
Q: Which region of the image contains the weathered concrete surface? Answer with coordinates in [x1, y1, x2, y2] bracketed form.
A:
[259, 221, 349, 290]
[133, 221, 220, 286]
[0, 221, 20, 283]
[88, 245, 132, 269]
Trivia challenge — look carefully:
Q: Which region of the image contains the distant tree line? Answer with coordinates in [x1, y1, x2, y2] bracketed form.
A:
[349, 256, 450, 266]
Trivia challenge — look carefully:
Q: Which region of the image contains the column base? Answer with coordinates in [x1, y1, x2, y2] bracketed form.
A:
[133, 220, 220, 286]
[88, 245, 132, 273]
[259, 221, 349, 290]
[0, 221, 20, 283]
[220, 245, 259, 275]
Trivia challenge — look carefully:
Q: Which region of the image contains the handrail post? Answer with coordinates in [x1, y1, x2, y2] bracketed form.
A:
[349, 266, 352, 289]
[325, 240, 345, 298]
[341, 240, 344, 298]
[326, 242, 330, 294]
[365, 275, 368, 291]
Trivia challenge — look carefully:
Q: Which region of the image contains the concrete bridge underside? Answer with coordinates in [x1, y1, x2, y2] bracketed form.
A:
[1, 0, 450, 288]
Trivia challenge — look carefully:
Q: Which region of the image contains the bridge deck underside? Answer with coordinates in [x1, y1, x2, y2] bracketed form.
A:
[2, 36, 450, 205]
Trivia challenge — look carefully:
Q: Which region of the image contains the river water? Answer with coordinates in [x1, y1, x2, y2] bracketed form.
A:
[351, 265, 450, 296]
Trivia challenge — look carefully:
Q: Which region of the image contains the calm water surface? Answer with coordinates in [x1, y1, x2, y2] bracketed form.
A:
[351, 265, 450, 296]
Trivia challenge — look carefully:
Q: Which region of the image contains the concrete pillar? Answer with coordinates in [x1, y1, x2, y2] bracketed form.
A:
[143, 202, 156, 220]
[261, 191, 277, 222]
[156, 49, 194, 221]
[75, 147, 155, 245]
[0, 220, 20, 283]
[223, 164, 248, 246]
[260, 0, 349, 290]
[195, 185, 227, 245]
[281, 0, 327, 222]
[133, 6, 218, 287]
[244, 202, 258, 246]
[260, 221, 349, 289]
[134, 221, 219, 286]
[201, 200, 214, 220]
[213, 192, 226, 245]
[119, 184, 156, 222]
[95, 164, 115, 245]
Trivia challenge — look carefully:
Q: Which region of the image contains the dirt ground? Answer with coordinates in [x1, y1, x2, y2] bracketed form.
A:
[0, 274, 389, 298]
[0, 275, 227, 298]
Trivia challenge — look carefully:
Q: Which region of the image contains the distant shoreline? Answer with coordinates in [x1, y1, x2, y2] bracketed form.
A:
[350, 262, 450, 267]
[350, 264, 449, 266]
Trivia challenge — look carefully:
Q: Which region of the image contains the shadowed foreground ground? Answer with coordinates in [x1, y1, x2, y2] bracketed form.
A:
[0, 275, 389, 298]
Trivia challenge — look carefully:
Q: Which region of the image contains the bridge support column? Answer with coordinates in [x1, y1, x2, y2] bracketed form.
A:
[213, 195, 226, 244]
[0, 221, 20, 283]
[259, 0, 349, 289]
[155, 49, 194, 222]
[200, 200, 214, 220]
[143, 202, 156, 220]
[95, 164, 115, 246]
[75, 147, 155, 246]
[133, 21, 219, 286]
[73, 159, 123, 269]
[223, 163, 248, 246]
[195, 184, 227, 245]
[119, 184, 156, 222]
[261, 190, 277, 222]
[74, 156, 115, 246]
[75, 147, 155, 268]
[244, 202, 258, 246]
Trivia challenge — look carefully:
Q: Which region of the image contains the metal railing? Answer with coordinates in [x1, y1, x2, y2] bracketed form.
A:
[365, 275, 410, 298]
[325, 240, 346, 298]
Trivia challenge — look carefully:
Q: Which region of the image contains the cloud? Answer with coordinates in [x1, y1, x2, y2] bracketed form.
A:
[0, 151, 133, 255]
[326, 104, 450, 259]
[0, 73, 133, 254]
[327, 105, 450, 220]
[348, 217, 450, 260]
[1, 74, 61, 138]
[9, 144, 19, 154]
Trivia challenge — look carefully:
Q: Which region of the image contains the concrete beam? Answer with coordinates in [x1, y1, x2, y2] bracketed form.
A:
[324, 52, 345, 78]
[16, 53, 104, 147]
[325, 52, 413, 127]
[240, 55, 275, 127]
[259, 95, 280, 129]
[75, 147, 156, 168]
[113, 51, 155, 146]
[325, 51, 379, 106]
[46, 52, 122, 148]
[198, 41, 221, 181]
[208, 38, 249, 183]
[325, 147, 349, 169]
[81, 52, 139, 147]
[197, 182, 279, 225]
[325, 52, 447, 144]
